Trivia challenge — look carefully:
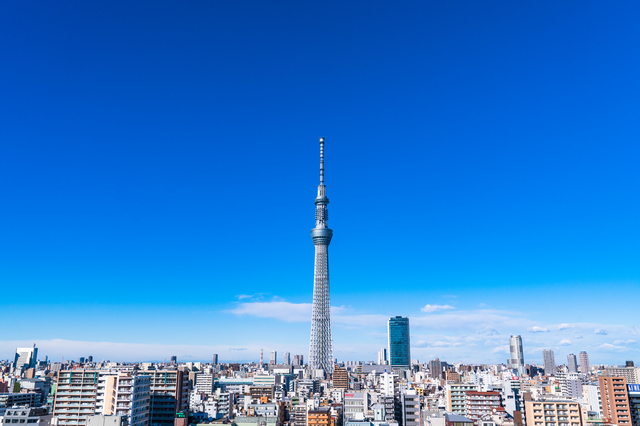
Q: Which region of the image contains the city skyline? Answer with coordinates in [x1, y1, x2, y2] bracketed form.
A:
[1, 2, 640, 365]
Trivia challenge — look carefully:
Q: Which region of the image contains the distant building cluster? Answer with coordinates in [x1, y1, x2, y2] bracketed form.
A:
[2, 334, 640, 426]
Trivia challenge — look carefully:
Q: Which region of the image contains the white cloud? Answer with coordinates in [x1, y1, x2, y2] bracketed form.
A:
[415, 340, 461, 348]
[237, 294, 253, 300]
[597, 343, 626, 352]
[559, 339, 572, 346]
[492, 345, 510, 354]
[421, 304, 455, 313]
[528, 326, 549, 333]
[613, 340, 637, 345]
[595, 328, 608, 335]
[557, 323, 573, 330]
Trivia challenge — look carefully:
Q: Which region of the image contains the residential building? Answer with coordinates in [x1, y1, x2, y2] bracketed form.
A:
[100, 373, 150, 426]
[524, 400, 582, 426]
[464, 391, 501, 424]
[603, 367, 640, 385]
[332, 366, 348, 390]
[543, 350, 555, 376]
[270, 352, 277, 365]
[430, 359, 442, 380]
[567, 355, 578, 374]
[579, 352, 589, 375]
[53, 370, 100, 426]
[293, 355, 304, 367]
[283, 353, 291, 366]
[599, 376, 631, 425]
[388, 317, 410, 369]
[0, 393, 40, 416]
[401, 392, 420, 426]
[139, 370, 189, 426]
[212, 354, 218, 365]
[445, 384, 478, 415]
[308, 407, 331, 426]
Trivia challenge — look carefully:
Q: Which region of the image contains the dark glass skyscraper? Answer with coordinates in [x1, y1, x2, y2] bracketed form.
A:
[388, 316, 410, 368]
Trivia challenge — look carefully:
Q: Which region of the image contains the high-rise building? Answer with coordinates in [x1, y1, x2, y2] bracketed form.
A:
[429, 358, 442, 379]
[388, 317, 410, 369]
[599, 376, 630, 425]
[269, 351, 277, 365]
[283, 352, 291, 366]
[309, 137, 334, 375]
[579, 351, 589, 374]
[87, 356, 93, 363]
[212, 354, 218, 365]
[543, 349, 555, 375]
[53, 370, 99, 426]
[100, 372, 150, 426]
[332, 365, 348, 390]
[567, 354, 578, 373]
[14, 345, 37, 371]
[508, 335, 524, 374]
[170, 356, 177, 364]
[378, 348, 388, 365]
[139, 370, 189, 426]
[293, 354, 304, 366]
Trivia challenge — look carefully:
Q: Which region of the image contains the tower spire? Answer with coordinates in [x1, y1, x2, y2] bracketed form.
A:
[319, 137, 325, 185]
[309, 137, 334, 376]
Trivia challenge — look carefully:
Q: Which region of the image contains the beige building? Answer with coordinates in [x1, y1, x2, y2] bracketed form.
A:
[524, 400, 582, 426]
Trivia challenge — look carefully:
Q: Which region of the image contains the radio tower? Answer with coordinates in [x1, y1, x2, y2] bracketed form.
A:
[309, 137, 334, 375]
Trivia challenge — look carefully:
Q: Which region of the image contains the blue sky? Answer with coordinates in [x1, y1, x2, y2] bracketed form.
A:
[1, 1, 639, 365]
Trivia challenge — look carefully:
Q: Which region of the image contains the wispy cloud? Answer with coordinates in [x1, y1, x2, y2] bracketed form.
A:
[613, 340, 637, 345]
[528, 326, 549, 333]
[597, 343, 626, 352]
[559, 339, 572, 346]
[557, 323, 573, 330]
[421, 304, 455, 313]
[595, 328, 609, 335]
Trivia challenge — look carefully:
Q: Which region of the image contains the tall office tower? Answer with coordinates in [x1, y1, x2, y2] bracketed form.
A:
[567, 354, 578, 373]
[283, 352, 291, 366]
[543, 349, 556, 375]
[212, 354, 218, 365]
[579, 351, 590, 374]
[378, 348, 388, 365]
[170, 355, 177, 364]
[293, 354, 304, 366]
[388, 316, 411, 368]
[14, 345, 37, 371]
[309, 137, 334, 375]
[270, 351, 277, 365]
[87, 355, 93, 363]
[508, 335, 525, 374]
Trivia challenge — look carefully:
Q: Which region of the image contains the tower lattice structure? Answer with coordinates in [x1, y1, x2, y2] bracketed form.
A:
[309, 137, 334, 374]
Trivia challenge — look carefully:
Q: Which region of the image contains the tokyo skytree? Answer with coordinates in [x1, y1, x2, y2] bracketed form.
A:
[309, 137, 334, 375]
